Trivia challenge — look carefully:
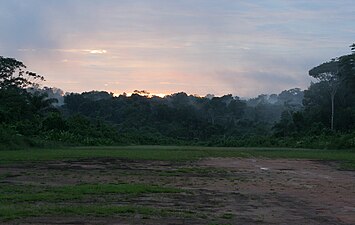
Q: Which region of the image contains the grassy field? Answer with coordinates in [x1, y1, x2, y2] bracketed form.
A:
[1, 145, 354, 168]
[0, 183, 182, 221]
[1, 146, 355, 224]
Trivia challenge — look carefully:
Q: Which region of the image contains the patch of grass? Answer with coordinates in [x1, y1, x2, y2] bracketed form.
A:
[220, 213, 234, 219]
[0, 146, 354, 169]
[0, 204, 159, 221]
[163, 209, 203, 218]
[0, 183, 183, 203]
[0, 172, 17, 180]
[159, 167, 228, 176]
[0, 203, 206, 221]
[55, 183, 182, 195]
[0, 183, 185, 221]
[338, 162, 355, 170]
[0, 146, 207, 162]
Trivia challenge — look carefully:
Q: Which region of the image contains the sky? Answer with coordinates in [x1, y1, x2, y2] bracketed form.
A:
[0, 0, 354, 97]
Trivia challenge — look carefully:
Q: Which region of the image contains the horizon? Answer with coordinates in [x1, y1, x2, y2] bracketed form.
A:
[37, 86, 304, 100]
[1, 0, 354, 98]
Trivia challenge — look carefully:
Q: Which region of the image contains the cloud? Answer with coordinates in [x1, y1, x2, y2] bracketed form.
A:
[87, 50, 107, 54]
[0, 0, 354, 97]
[210, 69, 307, 97]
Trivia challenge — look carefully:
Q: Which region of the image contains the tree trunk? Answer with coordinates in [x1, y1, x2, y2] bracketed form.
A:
[329, 81, 339, 131]
[330, 92, 335, 131]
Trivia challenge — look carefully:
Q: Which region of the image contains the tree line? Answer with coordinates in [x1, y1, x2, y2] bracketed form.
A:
[0, 44, 354, 149]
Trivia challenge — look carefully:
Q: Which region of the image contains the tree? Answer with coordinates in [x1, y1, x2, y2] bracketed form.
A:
[272, 111, 294, 137]
[308, 43, 355, 130]
[338, 43, 355, 89]
[309, 60, 341, 130]
[277, 88, 304, 107]
[0, 57, 57, 137]
[28, 91, 58, 115]
[0, 56, 44, 89]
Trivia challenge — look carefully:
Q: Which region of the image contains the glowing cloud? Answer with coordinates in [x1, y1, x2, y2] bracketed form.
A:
[87, 50, 107, 54]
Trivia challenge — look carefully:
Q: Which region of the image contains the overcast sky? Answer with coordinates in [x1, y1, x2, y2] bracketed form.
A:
[0, 0, 354, 97]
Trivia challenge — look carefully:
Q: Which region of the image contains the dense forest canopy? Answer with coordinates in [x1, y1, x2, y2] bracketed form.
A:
[0, 44, 354, 149]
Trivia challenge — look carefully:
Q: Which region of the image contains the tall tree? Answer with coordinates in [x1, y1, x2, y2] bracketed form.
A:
[309, 60, 341, 130]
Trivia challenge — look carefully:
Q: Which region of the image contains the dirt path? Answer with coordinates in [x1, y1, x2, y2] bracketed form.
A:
[197, 158, 355, 224]
[1, 158, 354, 225]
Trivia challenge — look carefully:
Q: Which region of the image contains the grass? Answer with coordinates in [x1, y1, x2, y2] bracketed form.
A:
[0, 183, 182, 203]
[339, 162, 355, 170]
[0, 145, 354, 169]
[0, 203, 207, 221]
[0, 204, 160, 221]
[1, 146, 354, 222]
[0, 183, 183, 221]
[159, 167, 229, 176]
[0, 172, 17, 180]
[220, 213, 234, 219]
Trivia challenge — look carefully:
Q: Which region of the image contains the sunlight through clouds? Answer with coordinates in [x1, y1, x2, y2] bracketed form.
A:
[0, 0, 354, 97]
[87, 50, 107, 54]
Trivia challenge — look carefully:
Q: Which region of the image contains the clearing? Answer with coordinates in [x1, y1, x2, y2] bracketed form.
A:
[0, 146, 354, 224]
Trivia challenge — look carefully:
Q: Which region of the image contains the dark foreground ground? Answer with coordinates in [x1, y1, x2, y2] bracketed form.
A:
[0, 147, 355, 225]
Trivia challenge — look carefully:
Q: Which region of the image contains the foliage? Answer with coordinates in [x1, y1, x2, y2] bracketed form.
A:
[273, 43, 355, 134]
[62, 89, 303, 143]
[0, 56, 44, 89]
[1, 45, 355, 150]
[339, 51, 355, 88]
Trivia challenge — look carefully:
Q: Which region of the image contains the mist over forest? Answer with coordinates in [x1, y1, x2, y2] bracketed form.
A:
[1, 44, 355, 149]
[38, 87, 304, 137]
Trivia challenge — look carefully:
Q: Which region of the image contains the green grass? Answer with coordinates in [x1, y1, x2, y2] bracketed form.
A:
[0, 183, 182, 203]
[0, 204, 160, 221]
[1, 146, 354, 168]
[0, 172, 16, 180]
[159, 167, 229, 176]
[0, 183, 184, 221]
[339, 162, 355, 170]
[0, 203, 206, 221]
[220, 213, 234, 219]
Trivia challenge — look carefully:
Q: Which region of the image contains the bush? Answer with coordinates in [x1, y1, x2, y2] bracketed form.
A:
[41, 130, 115, 146]
[0, 124, 36, 150]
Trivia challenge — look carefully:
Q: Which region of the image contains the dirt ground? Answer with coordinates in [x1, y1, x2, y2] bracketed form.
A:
[1, 157, 355, 225]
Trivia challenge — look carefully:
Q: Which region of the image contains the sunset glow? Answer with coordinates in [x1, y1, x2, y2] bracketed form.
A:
[112, 92, 168, 98]
[87, 50, 107, 54]
[1, 0, 354, 97]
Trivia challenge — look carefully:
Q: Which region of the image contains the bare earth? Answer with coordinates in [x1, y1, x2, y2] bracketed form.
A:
[1, 158, 355, 225]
